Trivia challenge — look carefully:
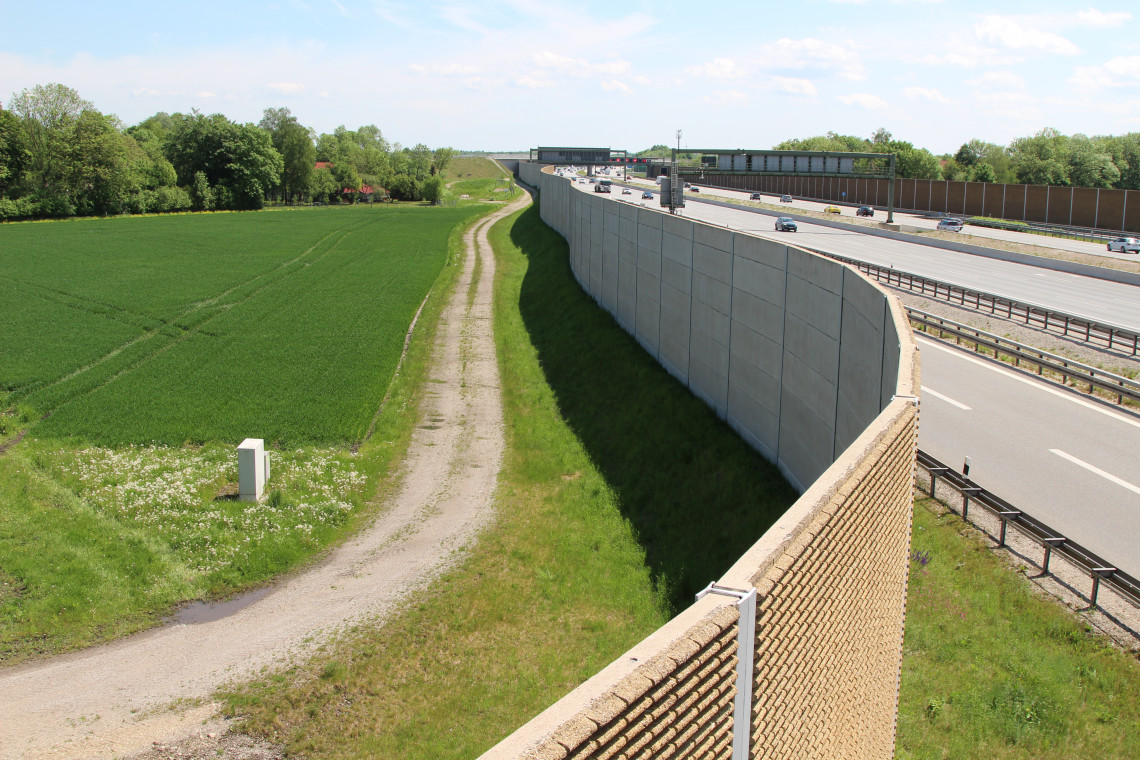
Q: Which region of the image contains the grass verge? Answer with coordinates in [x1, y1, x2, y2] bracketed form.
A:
[0, 209, 488, 664]
[896, 498, 1140, 759]
[220, 199, 796, 757]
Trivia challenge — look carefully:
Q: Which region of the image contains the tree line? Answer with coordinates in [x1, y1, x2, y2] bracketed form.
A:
[639, 127, 1140, 190]
[0, 83, 455, 221]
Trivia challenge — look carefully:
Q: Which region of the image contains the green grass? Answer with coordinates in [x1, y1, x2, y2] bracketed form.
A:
[896, 499, 1140, 759]
[1, 205, 485, 446]
[0, 206, 490, 662]
[442, 157, 509, 182]
[219, 199, 796, 757]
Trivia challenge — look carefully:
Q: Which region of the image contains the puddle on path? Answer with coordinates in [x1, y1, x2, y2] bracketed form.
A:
[166, 586, 273, 626]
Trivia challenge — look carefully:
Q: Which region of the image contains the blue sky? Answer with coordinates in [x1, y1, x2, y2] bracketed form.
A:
[2, 1, 1138, 153]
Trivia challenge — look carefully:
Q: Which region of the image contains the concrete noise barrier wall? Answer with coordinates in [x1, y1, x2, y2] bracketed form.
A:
[483, 164, 920, 760]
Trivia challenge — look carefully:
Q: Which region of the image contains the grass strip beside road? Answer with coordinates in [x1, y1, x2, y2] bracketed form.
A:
[221, 201, 797, 757]
[896, 498, 1140, 759]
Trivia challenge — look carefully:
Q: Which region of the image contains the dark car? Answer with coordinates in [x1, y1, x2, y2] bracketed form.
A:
[642, 191, 654, 199]
[775, 217, 797, 232]
[780, 194, 793, 203]
[856, 206, 874, 217]
[749, 192, 762, 200]
[690, 186, 700, 193]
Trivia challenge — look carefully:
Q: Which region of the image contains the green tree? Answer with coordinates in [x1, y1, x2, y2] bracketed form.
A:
[66, 109, 132, 215]
[0, 108, 30, 196]
[971, 163, 997, 183]
[166, 112, 282, 209]
[1067, 135, 1120, 188]
[308, 166, 338, 203]
[190, 171, 213, 211]
[421, 175, 445, 204]
[1009, 128, 1070, 186]
[432, 147, 455, 176]
[8, 83, 93, 196]
[279, 124, 315, 201]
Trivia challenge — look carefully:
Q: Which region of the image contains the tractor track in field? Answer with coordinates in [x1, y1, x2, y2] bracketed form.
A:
[0, 194, 528, 760]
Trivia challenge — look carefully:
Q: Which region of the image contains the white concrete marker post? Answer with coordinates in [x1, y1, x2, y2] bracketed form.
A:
[238, 438, 267, 502]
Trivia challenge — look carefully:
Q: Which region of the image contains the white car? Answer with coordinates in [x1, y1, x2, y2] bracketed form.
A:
[936, 218, 964, 232]
[1107, 237, 1140, 253]
[621, 188, 632, 195]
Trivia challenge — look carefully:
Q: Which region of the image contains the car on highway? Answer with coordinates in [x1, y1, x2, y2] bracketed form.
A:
[749, 193, 762, 201]
[775, 217, 797, 232]
[936, 218, 964, 232]
[642, 191, 654, 199]
[856, 206, 874, 217]
[823, 205, 841, 214]
[780, 195, 793, 203]
[690, 186, 700, 193]
[1107, 237, 1140, 253]
[621, 187, 632, 195]
[577, 178, 586, 184]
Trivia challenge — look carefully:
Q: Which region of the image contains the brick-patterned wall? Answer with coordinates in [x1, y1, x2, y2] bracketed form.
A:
[731, 406, 917, 759]
[480, 598, 742, 760]
[491, 164, 919, 760]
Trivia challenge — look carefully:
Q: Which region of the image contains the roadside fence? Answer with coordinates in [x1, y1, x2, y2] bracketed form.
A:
[816, 251, 1140, 357]
[908, 308, 1140, 407]
[916, 449, 1140, 611]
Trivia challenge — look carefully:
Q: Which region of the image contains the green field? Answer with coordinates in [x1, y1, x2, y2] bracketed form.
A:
[1, 205, 483, 446]
[0, 203, 487, 660]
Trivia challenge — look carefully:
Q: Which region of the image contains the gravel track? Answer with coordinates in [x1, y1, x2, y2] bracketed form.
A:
[0, 195, 527, 760]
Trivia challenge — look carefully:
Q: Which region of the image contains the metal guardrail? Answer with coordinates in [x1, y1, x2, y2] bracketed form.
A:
[960, 216, 1124, 245]
[815, 251, 1140, 356]
[916, 449, 1140, 610]
[908, 308, 1140, 406]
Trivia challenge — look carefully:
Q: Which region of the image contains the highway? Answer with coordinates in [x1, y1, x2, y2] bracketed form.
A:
[661, 180, 1138, 262]
[573, 176, 1140, 332]
[561, 169, 1140, 581]
[918, 336, 1140, 577]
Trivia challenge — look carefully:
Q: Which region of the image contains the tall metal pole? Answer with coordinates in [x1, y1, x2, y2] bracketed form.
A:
[886, 153, 896, 224]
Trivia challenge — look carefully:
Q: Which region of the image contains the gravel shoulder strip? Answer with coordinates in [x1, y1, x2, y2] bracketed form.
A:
[0, 196, 526, 760]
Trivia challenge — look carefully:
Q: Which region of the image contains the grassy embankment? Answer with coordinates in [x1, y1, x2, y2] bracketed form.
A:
[443, 156, 521, 203]
[0, 204, 488, 662]
[220, 201, 797, 757]
[897, 498, 1139, 758]
[222, 202, 1138, 758]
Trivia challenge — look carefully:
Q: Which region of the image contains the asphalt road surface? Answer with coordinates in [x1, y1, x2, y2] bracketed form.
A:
[918, 336, 1140, 578]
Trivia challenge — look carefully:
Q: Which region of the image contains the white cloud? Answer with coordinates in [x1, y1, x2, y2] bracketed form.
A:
[902, 86, 949, 103]
[687, 57, 748, 80]
[767, 37, 865, 80]
[600, 80, 631, 94]
[1076, 9, 1132, 28]
[974, 15, 1080, 55]
[267, 82, 305, 95]
[703, 90, 748, 105]
[531, 50, 630, 78]
[196, 91, 216, 98]
[409, 63, 481, 76]
[838, 93, 888, 110]
[514, 75, 553, 89]
[1070, 55, 1140, 88]
[969, 70, 1027, 90]
[771, 77, 817, 96]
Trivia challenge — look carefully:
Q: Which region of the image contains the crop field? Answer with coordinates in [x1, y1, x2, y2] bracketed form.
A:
[0, 203, 487, 659]
[1, 204, 483, 446]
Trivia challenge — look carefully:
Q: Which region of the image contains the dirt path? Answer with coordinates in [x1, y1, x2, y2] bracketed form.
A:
[0, 194, 528, 760]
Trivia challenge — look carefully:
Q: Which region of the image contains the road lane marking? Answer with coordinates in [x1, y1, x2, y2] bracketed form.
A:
[921, 386, 971, 410]
[1049, 449, 1140, 496]
[917, 337, 1140, 432]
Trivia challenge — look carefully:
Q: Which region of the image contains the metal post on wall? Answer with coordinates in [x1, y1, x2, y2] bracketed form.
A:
[696, 583, 758, 760]
[886, 154, 896, 224]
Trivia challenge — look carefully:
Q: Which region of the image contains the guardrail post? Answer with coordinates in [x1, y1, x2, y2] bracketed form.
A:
[997, 511, 1020, 548]
[1042, 537, 1066, 575]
